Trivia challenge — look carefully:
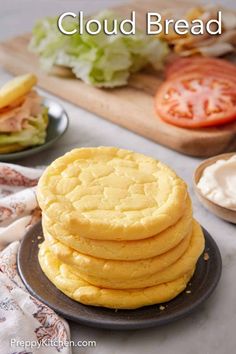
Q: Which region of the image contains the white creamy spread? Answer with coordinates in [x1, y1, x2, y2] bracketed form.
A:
[197, 155, 236, 211]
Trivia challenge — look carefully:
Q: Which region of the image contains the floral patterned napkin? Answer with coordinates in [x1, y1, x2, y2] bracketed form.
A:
[0, 163, 71, 354]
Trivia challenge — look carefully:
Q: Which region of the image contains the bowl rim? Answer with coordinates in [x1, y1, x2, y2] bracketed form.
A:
[193, 152, 236, 221]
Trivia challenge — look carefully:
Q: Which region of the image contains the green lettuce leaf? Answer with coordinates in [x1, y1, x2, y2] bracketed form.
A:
[0, 107, 48, 147]
[29, 11, 169, 87]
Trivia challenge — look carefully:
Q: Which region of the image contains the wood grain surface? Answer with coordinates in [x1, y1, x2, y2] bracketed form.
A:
[0, 0, 236, 157]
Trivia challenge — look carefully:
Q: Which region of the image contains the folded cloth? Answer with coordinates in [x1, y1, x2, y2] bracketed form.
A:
[0, 163, 43, 249]
[0, 163, 71, 354]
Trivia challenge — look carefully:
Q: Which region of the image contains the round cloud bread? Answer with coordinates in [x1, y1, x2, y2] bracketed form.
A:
[45, 227, 191, 282]
[0, 143, 26, 154]
[37, 147, 188, 241]
[45, 220, 204, 289]
[42, 196, 192, 260]
[38, 241, 194, 309]
[0, 73, 37, 109]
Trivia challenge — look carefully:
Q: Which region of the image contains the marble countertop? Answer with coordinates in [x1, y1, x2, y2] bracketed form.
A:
[0, 1, 236, 353]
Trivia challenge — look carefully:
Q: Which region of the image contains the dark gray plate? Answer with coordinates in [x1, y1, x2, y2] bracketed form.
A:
[0, 98, 69, 161]
[17, 222, 222, 330]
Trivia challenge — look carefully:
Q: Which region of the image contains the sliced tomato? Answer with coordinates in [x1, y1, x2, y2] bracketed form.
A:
[155, 73, 236, 128]
[166, 57, 236, 79]
[165, 57, 194, 78]
[168, 68, 236, 83]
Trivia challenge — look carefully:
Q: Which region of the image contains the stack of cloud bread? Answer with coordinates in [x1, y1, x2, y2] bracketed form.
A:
[37, 147, 205, 310]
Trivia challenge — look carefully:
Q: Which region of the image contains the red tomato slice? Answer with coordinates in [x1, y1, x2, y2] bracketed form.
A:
[166, 57, 236, 79]
[155, 74, 236, 128]
[165, 58, 194, 77]
[169, 68, 236, 83]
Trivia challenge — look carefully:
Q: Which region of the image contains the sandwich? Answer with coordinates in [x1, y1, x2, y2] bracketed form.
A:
[0, 73, 48, 154]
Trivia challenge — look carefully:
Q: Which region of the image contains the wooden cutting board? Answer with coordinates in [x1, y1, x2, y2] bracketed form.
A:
[0, 0, 236, 157]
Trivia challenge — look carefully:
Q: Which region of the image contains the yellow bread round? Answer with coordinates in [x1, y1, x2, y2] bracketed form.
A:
[45, 228, 191, 281]
[0, 143, 26, 154]
[46, 220, 204, 289]
[42, 197, 192, 260]
[0, 74, 37, 109]
[38, 242, 194, 309]
[37, 147, 188, 240]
